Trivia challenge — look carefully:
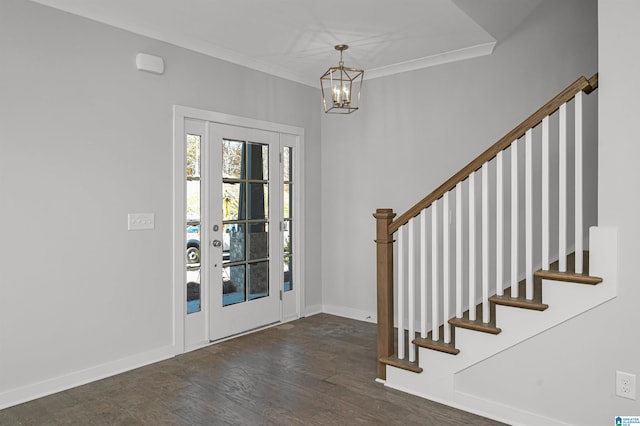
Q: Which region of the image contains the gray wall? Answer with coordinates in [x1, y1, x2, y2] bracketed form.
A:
[457, 1, 640, 424]
[320, 0, 598, 320]
[0, 0, 321, 398]
[4, 0, 634, 422]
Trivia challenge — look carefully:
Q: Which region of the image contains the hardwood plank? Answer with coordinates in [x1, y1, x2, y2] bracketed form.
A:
[0, 314, 505, 425]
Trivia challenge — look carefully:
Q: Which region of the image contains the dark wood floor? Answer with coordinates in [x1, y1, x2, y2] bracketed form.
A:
[0, 314, 505, 425]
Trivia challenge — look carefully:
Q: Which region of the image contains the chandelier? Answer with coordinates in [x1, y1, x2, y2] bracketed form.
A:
[320, 44, 364, 114]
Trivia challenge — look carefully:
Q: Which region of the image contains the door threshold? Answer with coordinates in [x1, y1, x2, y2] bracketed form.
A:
[209, 321, 281, 344]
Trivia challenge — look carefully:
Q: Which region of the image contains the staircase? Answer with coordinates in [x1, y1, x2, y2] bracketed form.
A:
[373, 74, 617, 414]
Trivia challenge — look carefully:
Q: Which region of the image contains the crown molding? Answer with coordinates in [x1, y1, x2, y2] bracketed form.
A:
[364, 42, 496, 81]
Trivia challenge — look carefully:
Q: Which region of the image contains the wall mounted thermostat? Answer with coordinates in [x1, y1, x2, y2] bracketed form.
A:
[136, 53, 164, 75]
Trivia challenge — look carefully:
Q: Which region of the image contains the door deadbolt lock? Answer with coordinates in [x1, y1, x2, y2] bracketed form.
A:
[213, 225, 219, 231]
[212, 240, 222, 247]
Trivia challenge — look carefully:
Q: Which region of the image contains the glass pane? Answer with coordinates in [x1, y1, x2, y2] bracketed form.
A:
[223, 264, 245, 306]
[222, 139, 244, 179]
[284, 183, 292, 219]
[283, 146, 292, 182]
[247, 143, 269, 181]
[223, 182, 244, 220]
[284, 256, 292, 292]
[186, 134, 201, 313]
[186, 135, 201, 178]
[224, 223, 245, 263]
[283, 220, 291, 255]
[186, 223, 201, 265]
[248, 183, 268, 220]
[248, 224, 268, 260]
[248, 261, 269, 300]
[186, 274, 201, 314]
[187, 181, 201, 223]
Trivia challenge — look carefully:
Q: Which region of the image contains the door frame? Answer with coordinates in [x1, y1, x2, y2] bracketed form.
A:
[172, 105, 305, 355]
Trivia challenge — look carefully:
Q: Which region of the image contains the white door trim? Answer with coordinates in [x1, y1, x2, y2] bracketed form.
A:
[172, 105, 305, 355]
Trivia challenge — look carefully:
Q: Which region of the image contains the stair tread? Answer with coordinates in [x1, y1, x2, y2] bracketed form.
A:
[489, 276, 549, 311]
[413, 336, 460, 355]
[448, 304, 501, 334]
[413, 324, 460, 355]
[384, 251, 600, 371]
[379, 354, 423, 373]
[534, 251, 602, 285]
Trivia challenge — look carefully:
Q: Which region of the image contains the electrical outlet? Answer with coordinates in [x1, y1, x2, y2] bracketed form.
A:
[616, 371, 636, 400]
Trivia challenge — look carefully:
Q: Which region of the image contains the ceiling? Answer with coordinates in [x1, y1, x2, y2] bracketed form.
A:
[29, 0, 543, 87]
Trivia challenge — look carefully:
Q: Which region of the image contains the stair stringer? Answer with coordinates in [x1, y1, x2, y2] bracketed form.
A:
[383, 226, 618, 426]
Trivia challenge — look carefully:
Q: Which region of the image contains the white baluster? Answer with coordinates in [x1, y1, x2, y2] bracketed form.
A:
[443, 192, 451, 344]
[420, 210, 427, 338]
[469, 172, 476, 321]
[525, 129, 533, 300]
[575, 92, 584, 274]
[408, 219, 415, 362]
[542, 116, 550, 270]
[432, 201, 439, 341]
[397, 226, 405, 359]
[559, 103, 567, 272]
[511, 140, 519, 298]
[496, 151, 504, 296]
[482, 163, 490, 323]
[456, 183, 463, 318]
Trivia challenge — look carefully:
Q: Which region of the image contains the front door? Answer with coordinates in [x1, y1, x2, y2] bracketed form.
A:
[177, 108, 302, 352]
[208, 123, 281, 341]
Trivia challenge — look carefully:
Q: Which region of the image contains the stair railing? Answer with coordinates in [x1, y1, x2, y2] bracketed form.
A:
[374, 74, 598, 379]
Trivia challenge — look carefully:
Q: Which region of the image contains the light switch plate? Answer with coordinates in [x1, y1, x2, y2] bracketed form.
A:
[128, 213, 155, 230]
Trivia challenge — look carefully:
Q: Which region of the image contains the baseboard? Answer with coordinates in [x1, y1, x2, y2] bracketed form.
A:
[0, 345, 175, 410]
[0, 306, 366, 410]
[321, 304, 377, 324]
[384, 380, 572, 426]
[303, 304, 323, 317]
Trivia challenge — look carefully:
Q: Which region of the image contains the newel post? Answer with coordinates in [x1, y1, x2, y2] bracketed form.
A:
[374, 208, 396, 380]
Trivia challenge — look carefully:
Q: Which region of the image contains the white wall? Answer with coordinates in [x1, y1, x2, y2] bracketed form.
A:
[455, 1, 640, 425]
[0, 0, 321, 406]
[320, 0, 598, 321]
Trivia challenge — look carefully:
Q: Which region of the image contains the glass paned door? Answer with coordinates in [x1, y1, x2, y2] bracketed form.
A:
[221, 140, 270, 306]
[209, 123, 280, 341]
[176, 108, 303, 354]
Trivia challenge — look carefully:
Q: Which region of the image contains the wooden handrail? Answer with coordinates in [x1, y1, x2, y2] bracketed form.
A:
[389, 73, 598, 234]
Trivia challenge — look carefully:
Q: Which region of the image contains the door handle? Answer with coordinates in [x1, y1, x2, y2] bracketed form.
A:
[212, 240, 222, 247]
